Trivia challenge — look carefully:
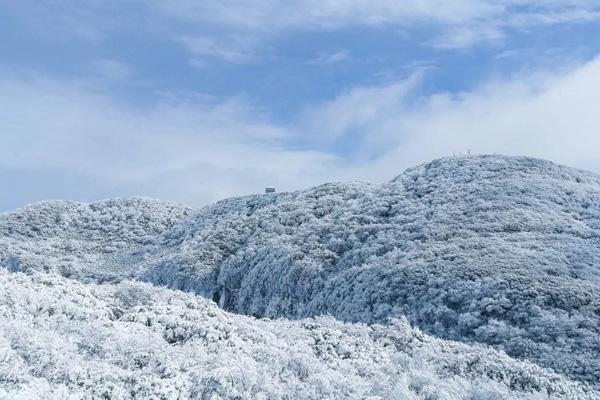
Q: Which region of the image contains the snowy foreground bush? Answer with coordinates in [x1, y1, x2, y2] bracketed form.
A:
[0, 270, 596, 399]
[1, 155, 600, 398]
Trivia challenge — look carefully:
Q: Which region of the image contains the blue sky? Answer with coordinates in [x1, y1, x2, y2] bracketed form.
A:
[2, 1, 600, 211]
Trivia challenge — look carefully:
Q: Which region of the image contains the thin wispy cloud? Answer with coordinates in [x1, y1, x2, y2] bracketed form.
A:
[152, 0, 501, 30]
[179, 36, 260, 65]
[152, 1, 600, 50]
[431, 26, 505, 49]
[308, 50, 351, 65]
[92, 59, 135, 81]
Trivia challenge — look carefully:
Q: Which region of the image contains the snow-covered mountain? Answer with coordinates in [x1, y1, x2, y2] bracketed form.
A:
[1, 155, 600, 399]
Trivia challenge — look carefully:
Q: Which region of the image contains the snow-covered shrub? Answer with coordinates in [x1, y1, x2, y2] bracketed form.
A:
[0, 270, 595, 399]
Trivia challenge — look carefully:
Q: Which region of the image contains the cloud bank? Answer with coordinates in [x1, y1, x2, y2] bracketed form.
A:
[2, 53, 600, 210]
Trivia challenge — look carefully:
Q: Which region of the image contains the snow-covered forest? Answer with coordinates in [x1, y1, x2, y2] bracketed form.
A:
[1, 155, 600, 399]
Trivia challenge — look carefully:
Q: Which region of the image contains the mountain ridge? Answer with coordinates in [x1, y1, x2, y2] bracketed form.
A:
[2, 155, 600, 398]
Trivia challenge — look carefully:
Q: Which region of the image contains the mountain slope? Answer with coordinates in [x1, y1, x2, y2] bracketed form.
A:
[2, 155, 600, 397]
[135, 155, 600, 385]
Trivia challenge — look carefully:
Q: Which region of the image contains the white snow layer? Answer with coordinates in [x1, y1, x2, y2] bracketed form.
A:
[1, 155, 600, 399]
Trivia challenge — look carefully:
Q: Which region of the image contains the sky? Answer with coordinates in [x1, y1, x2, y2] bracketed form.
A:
[2, 1, 600, 211]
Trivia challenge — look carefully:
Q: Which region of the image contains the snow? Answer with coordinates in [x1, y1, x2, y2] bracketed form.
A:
[1, 155, 600, 398]
[0, 270, 595, 399]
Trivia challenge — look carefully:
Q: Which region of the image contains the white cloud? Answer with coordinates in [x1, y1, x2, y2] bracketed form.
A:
[303, 54, 600, 181]
[0, 73, 338, 208]
[431, 25, 505, 49]
[153, 0, 502, 30]
[3, 53, 600, 210]
[92, 59, 134, 80]
[308, 50, 351, 65]
[179, 36, 259, 65]
[10, 0, 600, 66]
[152, 0, 600, 50]
[301, 75, 421, 142]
